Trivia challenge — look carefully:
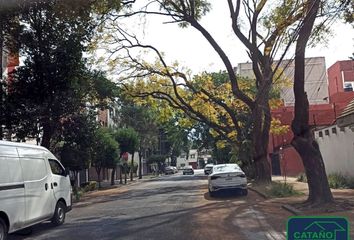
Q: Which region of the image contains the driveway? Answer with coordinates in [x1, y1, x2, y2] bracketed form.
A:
[8, 170, 291, 240]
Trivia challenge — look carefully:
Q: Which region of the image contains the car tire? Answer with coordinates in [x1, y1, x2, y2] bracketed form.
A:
[0, 218, 8, 240]
[52, 201, 66, 226]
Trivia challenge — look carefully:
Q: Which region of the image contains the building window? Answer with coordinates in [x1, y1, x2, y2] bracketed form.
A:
[340, 127, 345, 132]
[325, 129, 330, 136]
[344, 82, 354, 92]
[190, 154, 195, 159]
[318, 131, 323, 137]
[332, 127, 337, 134]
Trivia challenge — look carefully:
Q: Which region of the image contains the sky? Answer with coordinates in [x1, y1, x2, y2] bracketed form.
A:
[120, 1, 354, 74]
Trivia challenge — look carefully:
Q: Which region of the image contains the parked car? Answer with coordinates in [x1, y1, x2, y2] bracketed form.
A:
[0, 140, 72, 240]
[165, 166, 174, 175]
[183, 166, 194, 175]
[204, 164, 214, 175]
[172, 166, 178, 173]
[208, 163, 248, 197]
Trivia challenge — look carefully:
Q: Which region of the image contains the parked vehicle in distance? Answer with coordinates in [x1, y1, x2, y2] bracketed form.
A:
[204, 164, 214, 175]
[208, 164, 247, 197]
[0, 140, 72, 240]
[172, 166, 178, 173]
[165, 166, 174, 175]
[183, 166, 194, 175]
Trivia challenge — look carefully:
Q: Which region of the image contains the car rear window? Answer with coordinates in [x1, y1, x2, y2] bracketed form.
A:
[213, 165, 241, 173]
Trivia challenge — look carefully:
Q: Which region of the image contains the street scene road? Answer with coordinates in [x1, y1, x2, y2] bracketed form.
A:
[8, 170, 291, 240]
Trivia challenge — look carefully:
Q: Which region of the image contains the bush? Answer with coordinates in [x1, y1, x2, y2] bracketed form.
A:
[267, 182, 301, 197]
[81, 181, 98, 192]
[72, 187, 84, 201]
[296, 173, 307, 183]
[327, 173, 354, 189]
[347, 176, 354, 189]
[328, 173, 349, 189]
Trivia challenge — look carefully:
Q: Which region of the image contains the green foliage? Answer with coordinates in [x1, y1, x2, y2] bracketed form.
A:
[147, 154, 167, 164]
[160, 0, 211, 27]
[327, 173, 354, 189]
[114, 127, 139, 155]
[118, 102, 159, 152]
[83, 181, 98, 192]
[92, 127, 120, 170]
[2, 1, 119, 145]
[58, 112, 98, 172]
[126, 162, 138, 175]
[296, 172, 308, 183]
[4, 1, 91, 146]
[267, 182, 302, 198]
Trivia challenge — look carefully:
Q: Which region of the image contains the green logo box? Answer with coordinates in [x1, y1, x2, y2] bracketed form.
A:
[287, 216, 349, 240]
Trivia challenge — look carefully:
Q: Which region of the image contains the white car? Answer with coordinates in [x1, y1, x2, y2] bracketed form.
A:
[208, 164, 248, 197]
[0, 141, 72, 240]
[204, 164, 214, 175]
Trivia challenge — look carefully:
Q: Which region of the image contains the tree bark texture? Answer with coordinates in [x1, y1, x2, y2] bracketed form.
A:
[130, 152, 134, 181]
[110, 168, 116, 186]
[119, 165, 123, 184]
[138, 151, 142, 179]
[95, 167, 101, 188]
[291, 0, 333, 204]
[41, 120, 53, 149]
[252, 79, 272, 183]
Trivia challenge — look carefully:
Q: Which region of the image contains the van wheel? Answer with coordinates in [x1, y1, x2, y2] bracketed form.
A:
[0, 218, 8, 240]
[52, 201, 66, 226]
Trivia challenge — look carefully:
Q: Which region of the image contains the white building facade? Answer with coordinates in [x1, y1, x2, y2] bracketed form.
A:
[314, 125, 354, 177]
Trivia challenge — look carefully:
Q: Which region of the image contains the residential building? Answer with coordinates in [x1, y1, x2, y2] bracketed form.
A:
[328, 60, 354, 100]
[268, 59, 354, 177]
[188, 149, 198, 169]
[313, 97, 354, 177]
[238, 57, 329, 106]
[176, 151, 188, 169]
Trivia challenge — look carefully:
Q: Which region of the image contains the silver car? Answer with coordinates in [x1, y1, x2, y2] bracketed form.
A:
[208, 164, 248, 197]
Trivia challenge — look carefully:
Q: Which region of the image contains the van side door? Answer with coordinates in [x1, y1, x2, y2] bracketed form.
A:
[0, 145, 25, 232]
[18, 149, 55, 225]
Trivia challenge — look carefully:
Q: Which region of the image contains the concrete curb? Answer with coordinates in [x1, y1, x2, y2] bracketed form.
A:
[281, 204, 303, 215]
[248, 186, 268, 199]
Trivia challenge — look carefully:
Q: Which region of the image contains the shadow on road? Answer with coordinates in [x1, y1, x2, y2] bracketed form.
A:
[203, 190, 248, 201]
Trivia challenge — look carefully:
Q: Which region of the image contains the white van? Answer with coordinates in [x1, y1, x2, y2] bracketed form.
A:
[0, 140, 72, 240]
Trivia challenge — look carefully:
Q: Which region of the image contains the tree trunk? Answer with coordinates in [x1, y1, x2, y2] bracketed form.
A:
[252, 87, 272, 183]
[124, 163, 127, 184]
[41, 120, 53, 149]
[110, 168, 115, 186]
[130, 152, 134, 181]
[138, 151, 143, 179]
[95, 167, 101, 188]
[291, 0, 333, 205]
[119, 165, 123, 184]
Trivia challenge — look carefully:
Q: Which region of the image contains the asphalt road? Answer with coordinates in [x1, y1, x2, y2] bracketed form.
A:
[9, 170, 288, 240]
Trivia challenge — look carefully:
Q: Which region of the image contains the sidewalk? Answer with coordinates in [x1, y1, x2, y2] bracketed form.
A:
[269, 176, 354, 238]
[73, 174, 160, 207]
